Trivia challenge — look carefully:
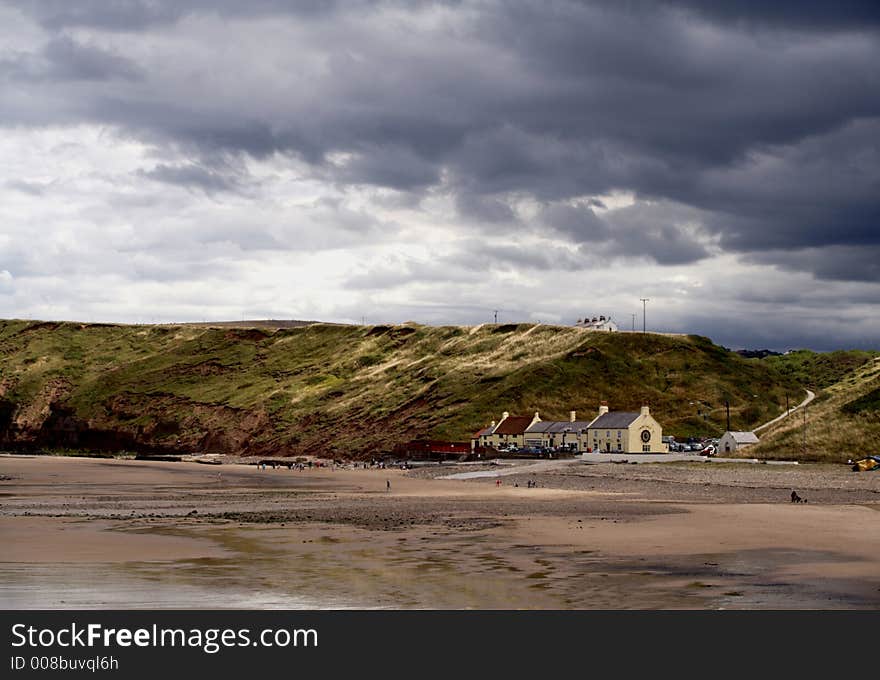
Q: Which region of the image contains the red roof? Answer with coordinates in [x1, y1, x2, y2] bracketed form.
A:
[472, 426, 494, 438]
[492, 416, 533, 435]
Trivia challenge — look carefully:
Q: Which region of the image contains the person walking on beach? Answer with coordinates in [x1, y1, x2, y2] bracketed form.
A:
[386, 479, 391, 493]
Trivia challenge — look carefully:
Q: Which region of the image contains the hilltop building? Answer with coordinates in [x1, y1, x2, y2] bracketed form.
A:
[575, 315, 618, 332]
[586, 402, 667, 453]
[718, 431, 759, 454]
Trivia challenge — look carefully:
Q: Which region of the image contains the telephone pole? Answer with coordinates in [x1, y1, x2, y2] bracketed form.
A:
[494, 310, 498, 324]
[640, 298, 649, 334]
[631, 314, 636, 331]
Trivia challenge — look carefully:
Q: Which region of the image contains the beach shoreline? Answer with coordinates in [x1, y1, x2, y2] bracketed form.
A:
[1, 454, 878, 609]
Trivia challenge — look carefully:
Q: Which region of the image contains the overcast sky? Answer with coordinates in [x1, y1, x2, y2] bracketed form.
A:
[1, 1, 878, 351]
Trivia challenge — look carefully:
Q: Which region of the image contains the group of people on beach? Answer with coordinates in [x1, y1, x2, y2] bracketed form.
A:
[260, 461, 308, 470]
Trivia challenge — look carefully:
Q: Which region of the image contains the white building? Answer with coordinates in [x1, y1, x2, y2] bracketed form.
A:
[718, 431, 759, 454]
[575, 315, 618, 332]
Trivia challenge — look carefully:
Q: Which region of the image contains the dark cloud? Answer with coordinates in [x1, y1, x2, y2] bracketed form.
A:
[659, 1, 880, 31]
[539, 200, 711, 265]
[540, 204, 609, 242]
[455, 193, 518, 224]
[468, 242, 584, 271]
[6, 0, 185, 31]
[4, 1, 329, 31]
[137, 163, 242, 195]
[6, 1, 456, 31]
[5, 0, 876, 256]
[43, 36, 143, 81]
[677, 312, 880, 353]
[1, 36, 142, 82]
[329, 144, 441, 191]
[749, 246, 880, 284]
[1, 0, 879, 343]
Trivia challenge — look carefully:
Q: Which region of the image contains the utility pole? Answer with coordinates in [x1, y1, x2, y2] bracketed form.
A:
[631, 314, 636, 331]
[786, 394, 790, 415]
[640, 298, 649, 334]
[725, 400, 730, 433]
[494, 310, 498, 324]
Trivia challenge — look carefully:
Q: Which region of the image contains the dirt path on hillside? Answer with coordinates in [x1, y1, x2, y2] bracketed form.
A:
[754, 388, 816, 433]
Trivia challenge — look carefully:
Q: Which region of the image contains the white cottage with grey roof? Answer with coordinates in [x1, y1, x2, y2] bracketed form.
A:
[586, 402, 667, 453]
[718, 431, 759, 454]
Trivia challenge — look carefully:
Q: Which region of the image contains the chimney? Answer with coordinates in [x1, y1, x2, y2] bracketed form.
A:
[570, 410, 576, 422]
[598, 402, 609, 416]
[501, 411, 509, 420]
[641, 405, 650, 417]
[490, 420, 496, 428]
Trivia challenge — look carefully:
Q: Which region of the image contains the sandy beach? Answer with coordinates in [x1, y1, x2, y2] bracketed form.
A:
[1, 454, 878, 609]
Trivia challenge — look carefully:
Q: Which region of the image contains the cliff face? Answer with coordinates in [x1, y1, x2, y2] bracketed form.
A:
[0, 319, 803, 458]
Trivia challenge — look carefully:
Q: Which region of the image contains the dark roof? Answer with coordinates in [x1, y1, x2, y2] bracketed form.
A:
[588, 412, 640, 429]
[527, 420, 593, 433]
[493, 416, 534, 435]
[547, 420, 593, 432]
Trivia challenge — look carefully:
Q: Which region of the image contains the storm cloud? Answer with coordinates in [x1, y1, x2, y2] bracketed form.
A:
[0, 0, 878, 349]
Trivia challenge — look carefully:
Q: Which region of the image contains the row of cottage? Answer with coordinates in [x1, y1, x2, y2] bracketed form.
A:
[472, 402, 668, 454]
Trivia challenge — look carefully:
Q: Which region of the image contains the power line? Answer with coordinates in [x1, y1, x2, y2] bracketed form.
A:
[640, 298, 650, 334]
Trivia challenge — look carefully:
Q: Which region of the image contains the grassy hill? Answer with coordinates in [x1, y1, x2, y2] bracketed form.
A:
[763, 349, 877, 390]
[751, 352, 880, 462]
[0, 319, 811, 459]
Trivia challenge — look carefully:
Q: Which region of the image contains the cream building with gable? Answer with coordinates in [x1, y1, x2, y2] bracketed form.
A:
[586, 403, 667, 454]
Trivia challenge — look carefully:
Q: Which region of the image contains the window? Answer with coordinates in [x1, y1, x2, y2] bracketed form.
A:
[617, 430, 621, 438]
[606, 431, 610, 437]
[617, 443, 622, 451]
[643, 444, 650, 452]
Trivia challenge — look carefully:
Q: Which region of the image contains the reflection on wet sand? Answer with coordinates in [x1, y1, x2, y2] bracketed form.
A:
[1, 455, 879, 609]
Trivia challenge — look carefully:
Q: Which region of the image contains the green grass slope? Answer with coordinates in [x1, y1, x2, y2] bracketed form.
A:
[763, 349, 877, 390]
[752, 353, 880, 462]
[0, 319, 804, 458]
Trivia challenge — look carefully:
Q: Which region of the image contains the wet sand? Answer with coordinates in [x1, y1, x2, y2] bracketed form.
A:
[1, 454, 878, 609]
